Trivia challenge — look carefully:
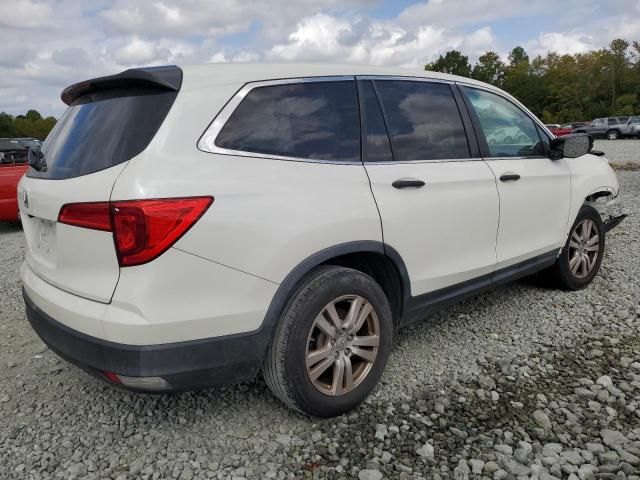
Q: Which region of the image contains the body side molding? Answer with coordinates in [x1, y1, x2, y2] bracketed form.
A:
[401, 249, 559, 326]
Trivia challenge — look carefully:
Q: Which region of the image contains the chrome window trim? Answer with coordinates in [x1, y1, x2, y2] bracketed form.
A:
[363, 157, 484, 165]
[483, 156, 549, 161]
[356, 75, 454, 85]
[197, 75, 364, 164]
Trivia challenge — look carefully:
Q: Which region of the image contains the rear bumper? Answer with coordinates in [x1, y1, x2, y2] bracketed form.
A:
[23, 288, 268, 390]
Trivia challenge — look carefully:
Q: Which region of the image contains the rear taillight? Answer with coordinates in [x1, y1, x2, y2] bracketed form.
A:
[111, 197, 213, 266]
[58, 196, 213, 267]
[58, 202, 111, 231]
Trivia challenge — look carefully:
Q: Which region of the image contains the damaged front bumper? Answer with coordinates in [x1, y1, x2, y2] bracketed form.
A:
[588, 194, 627, 233]
[603, 214, 627, 233]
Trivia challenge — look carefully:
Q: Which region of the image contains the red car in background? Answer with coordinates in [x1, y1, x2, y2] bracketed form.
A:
[0, 138, 39, 221]
[546, 122, 588, 136]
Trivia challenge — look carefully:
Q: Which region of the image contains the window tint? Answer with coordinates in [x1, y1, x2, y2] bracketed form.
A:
[463, 87, 544, 158]
[215, 81, 360, 162]
[373, 80, 470, 161]
[358, 80, 393, 162]
[29, 88, 177, 180]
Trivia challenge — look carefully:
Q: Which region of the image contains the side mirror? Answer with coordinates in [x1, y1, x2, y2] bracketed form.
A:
[549, 133, 593, 160]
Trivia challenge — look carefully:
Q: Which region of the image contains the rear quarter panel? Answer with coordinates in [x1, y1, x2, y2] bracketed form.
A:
[110, 85, 383, 284]
[0, 164, 28, 221]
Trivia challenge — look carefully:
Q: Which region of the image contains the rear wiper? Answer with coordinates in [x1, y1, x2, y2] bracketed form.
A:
[28, 145, 47, 172]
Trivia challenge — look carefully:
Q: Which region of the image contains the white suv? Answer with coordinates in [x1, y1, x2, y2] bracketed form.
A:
[19, 64, 621, 417]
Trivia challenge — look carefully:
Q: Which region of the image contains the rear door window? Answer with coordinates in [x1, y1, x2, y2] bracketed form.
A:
[29, 87, 178, 180]
[215, 81, 360, 162]
[372, 80, 470, 161]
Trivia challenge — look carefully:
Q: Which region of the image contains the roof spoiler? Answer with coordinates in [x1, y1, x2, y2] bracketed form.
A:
[61, 65, 183, 105]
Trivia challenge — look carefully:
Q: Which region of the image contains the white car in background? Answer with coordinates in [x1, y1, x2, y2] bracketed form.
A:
[18, 64, 621, 417]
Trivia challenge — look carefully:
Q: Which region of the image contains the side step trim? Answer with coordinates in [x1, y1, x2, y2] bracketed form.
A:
[401, 249, 559, 326]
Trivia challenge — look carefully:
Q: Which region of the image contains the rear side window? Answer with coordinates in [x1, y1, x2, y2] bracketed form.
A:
[215, 81, 360, 162]
[372, 80, 470, 161]
[29, 88, 178, 180]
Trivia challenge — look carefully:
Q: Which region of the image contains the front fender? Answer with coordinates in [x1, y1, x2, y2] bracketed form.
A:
[565, 153, 619, 236]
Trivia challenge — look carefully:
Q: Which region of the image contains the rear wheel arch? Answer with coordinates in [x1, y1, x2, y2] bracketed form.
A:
[258, 241, 409, 361]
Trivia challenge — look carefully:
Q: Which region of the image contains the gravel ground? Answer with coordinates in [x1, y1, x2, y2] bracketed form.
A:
[593, 140, 640, 165]
[0, 172, 638, 480]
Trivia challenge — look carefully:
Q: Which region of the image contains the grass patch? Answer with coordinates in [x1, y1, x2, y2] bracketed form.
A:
[611, 161, 640, 171]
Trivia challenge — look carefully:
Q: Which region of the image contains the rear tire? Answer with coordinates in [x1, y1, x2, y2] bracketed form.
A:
[263, 266, 393, 417]
[539, 205, 605, 290]
[606, 129, 619, 140]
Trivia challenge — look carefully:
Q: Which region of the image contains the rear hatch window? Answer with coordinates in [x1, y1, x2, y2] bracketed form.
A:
[29, 88, 177, 180]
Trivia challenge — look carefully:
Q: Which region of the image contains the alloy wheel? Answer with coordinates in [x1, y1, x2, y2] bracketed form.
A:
[568, 219, 600, 279]
[305, 295, 380, 396]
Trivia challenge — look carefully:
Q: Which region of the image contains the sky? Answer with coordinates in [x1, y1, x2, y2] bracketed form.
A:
[1, 0, 639, 117]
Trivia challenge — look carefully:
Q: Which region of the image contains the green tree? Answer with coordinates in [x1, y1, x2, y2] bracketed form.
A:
[425, 50, 472, 77]
[606, 39, 630, 110]
[0, 110, 57, 140]
[471, 51, 506, 86]
[25, 109, 43, 122]
[0, 112, 16, 137]
[508, 46, 529, 66]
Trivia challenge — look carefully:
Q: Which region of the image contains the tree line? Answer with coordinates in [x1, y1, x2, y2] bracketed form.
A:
[0, 110, 57, 141]
[425, 39, 640, 123]
[2, 39, 638, 139]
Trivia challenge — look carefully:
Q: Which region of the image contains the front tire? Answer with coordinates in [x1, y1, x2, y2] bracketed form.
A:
[263, 266, 393, 417]
[542, 205, 605, 290]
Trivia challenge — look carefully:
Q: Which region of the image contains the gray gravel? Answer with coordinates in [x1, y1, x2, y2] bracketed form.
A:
[0, 171, 639, 480]
[594, 139, 640, 165]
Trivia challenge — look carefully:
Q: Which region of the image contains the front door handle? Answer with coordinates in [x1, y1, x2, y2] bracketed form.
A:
[392, 178, 426, 189]
[499, 173, 521, 182]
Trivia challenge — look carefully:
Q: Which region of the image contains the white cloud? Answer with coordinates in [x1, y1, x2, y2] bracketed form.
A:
[111, 37, 171, 65]
[526, 32, 596, 56]
[396, 0, 548, 29]
[267, 14, 497, 68]
[0, 0, 52, 28]
[0, 0, 637, 117]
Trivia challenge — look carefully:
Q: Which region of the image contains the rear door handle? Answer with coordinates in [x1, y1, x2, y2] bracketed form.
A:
[392, 178, 426, 189]
[499, 173, 521, 182]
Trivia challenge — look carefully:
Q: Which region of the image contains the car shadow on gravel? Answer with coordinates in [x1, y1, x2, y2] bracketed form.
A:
[63, 364, 292, 421]
[0, 221, 21, 233]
